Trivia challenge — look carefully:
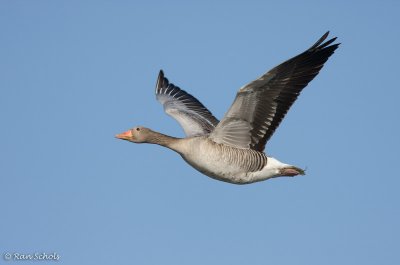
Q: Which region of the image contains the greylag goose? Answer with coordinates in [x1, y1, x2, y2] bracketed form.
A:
[116, 32, 339, 184]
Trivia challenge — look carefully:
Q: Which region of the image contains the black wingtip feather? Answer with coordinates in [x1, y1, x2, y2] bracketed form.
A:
[309, 31, 329, 50]
[156, 69, 168, 90]
[318, 37, 338, 49]
[309, 31, 340, 52]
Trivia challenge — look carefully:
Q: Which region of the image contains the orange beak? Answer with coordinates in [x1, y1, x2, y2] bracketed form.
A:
[115, 130, 132, 140]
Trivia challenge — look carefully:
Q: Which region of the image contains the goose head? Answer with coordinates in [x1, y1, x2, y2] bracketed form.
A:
[115, 126, 150, 143]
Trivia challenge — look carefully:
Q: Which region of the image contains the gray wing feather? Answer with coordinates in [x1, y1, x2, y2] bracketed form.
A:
[210, 32, 340, 151]
[155, 70, 219, 137]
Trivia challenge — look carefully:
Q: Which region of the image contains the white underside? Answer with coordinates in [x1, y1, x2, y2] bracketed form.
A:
[247, 157, 291, 183]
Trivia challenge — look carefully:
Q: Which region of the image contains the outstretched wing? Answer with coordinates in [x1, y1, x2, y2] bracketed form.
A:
[155, 70, 219, 137]
[210, 32, 340, 151]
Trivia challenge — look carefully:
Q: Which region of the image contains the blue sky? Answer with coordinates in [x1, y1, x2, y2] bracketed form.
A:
[1, 1, 399, 264]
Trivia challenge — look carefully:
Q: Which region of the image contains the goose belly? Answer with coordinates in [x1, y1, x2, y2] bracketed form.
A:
[181, 152, 247, 183]
[179, 140, 261, 184]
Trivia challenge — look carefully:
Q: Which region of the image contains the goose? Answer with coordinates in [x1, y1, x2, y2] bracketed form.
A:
[116, 32, 339, 184]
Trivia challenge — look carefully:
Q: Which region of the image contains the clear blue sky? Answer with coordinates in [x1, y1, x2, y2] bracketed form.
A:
[1, 1, 399, 264]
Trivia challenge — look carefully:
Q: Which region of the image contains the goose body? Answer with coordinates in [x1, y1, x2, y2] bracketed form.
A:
[175, 137, 270, 184]
[117, 32, 339, 184]
[178, 138, 294, 184]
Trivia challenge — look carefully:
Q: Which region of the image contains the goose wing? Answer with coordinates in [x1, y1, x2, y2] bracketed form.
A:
[156, 70, 219, 137]
[209, 32, 340, 151]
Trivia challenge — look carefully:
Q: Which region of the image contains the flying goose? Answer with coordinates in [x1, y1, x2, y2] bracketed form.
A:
[116, 32, 339, 184]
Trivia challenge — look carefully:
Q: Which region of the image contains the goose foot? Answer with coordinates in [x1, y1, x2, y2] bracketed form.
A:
[280, 166, 306, 177]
